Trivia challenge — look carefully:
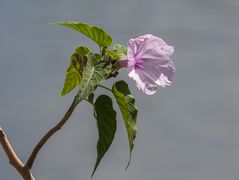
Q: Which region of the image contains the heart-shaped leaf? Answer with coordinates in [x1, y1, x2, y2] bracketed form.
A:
[76, 53, 111, 101]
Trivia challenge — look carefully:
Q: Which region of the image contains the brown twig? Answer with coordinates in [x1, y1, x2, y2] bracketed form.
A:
[0, 127, 35, 180]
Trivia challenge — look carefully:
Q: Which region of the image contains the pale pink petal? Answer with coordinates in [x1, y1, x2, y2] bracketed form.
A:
[128, 69, 146, 91]
[160, 45, 174, 56]
[129, 68, 158, 95]
[124, 34, 175, 95]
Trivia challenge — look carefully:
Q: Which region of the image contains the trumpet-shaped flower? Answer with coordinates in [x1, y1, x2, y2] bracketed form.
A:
[119, 34, 175, 95]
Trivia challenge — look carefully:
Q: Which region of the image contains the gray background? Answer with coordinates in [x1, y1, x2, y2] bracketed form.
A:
[0, 0, 239, 179]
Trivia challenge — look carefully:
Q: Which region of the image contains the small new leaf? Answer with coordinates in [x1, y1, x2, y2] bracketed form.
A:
[75, 46, 90, 58]
[54, 21, 112, 47]
[61, 46, 89, 96]
[92, 95, 117, 177]
[112, 80, 138, 168]
[105, 44, 127, 61]
[77, 53, 111, 102]
[105, 49, 121, 61]
[71, 46, 89, 70]
[113, 44, 127, 59]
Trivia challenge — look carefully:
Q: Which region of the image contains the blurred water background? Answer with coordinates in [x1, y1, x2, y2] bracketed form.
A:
[0, 0, 239, 179]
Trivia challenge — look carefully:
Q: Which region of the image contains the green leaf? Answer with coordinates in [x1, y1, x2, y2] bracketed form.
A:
[61, 46, 89, 96]
[112, 80, 138, 168]
[94, 53, 102, 60]
[54, 21, 112, 47]
[75, 46, 90, 58]
[77, 53, 111, 101]
[88, 93, 94, 104]
[70, 46, 89, 70]
[105, 44, 127, 61]
[113, 44, 127, 59]
[105, 49, 121, 61]
[61, 65, 81, 96]
[92, 95, 117, 177]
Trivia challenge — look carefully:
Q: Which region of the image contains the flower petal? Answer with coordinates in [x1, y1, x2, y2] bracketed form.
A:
[125, 34, 175, 95]
[128, 68, 158, 95]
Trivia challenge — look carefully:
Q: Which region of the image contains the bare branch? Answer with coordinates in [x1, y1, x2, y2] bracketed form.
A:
[0, 127, 35, 180]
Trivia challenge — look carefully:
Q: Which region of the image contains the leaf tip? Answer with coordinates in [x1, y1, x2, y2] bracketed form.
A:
[125, 150, 133, 170]
[91, 161, 99, 178]
[125, 161, 131, 171]
[60, 89, 67, 97]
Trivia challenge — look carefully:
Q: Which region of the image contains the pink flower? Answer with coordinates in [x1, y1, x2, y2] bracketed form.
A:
[119, 34, 175, 95]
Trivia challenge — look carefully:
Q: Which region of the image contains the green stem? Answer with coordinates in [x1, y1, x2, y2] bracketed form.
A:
[97, 85, 112, 92]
